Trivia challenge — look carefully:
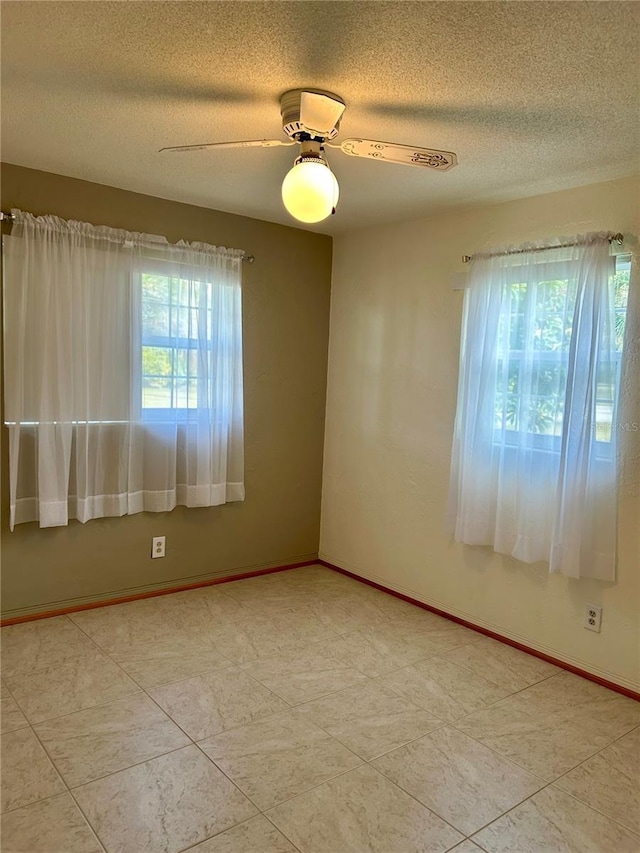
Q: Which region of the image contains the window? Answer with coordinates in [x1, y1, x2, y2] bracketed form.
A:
[141, 271, 207, 414]
[448, 234, 632, 580]
[494, 255, 630, 446]
[4, 209, 245, 529]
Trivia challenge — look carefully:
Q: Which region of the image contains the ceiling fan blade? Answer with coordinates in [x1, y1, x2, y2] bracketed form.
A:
[300, 91, 346, 136]
[329, 138, 457, 170]
[159, 139, 295, 153]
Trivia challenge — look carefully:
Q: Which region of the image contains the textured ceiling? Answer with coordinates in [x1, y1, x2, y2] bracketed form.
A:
[1, 1, 639, 234]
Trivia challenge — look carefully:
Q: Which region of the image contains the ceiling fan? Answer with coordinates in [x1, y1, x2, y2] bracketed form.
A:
[160, 89, 458, 224]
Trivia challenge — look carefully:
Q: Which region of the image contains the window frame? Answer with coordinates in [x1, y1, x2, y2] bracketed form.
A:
[491, 252, 631, 455]
[138, 260, 214, 422]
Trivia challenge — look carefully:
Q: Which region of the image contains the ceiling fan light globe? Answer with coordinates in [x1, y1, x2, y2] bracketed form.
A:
[281, 160, 339, 223]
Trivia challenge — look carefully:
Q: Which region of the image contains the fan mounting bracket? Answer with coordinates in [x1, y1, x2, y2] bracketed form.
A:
[280, 88, 345, 140]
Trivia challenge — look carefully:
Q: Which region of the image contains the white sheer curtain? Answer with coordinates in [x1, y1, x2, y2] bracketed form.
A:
[3, 210, 245, 529]
[447, 233, 629, 581]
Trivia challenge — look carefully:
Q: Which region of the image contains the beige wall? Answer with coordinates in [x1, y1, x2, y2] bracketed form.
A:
[1, 164, 332, 617]
[321, 175, 640, 690]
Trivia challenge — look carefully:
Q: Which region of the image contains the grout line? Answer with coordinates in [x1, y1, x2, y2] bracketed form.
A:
[374, 654, 561, 720]
[26, 725, 108, 852]
[464, 781, 557, 841]
[550, 721, 640, 787]
[0, 785, 106, 853]
[370, 735, 546, 841]
[193, 738, 363, 817]
[460, 726, 640, 845]
[66, 787, 109, 853]
[64, 745, 191, 791]
[445, 675, 640, 783]
[289, 683, 452, 762]
[0, 786, 68, 814]
[25, 652, 265, 851]
[546, 783, 640, 840]
[80, 640, 201, 745]
[445, 718, 551, 780]
[260, 810, 306, 853]
[192, 739, 266, 813]
[544, 723, 640, 835]
[0, 678, 31, 729]
[65, 606, 241, 686]
[262, 763, 375, 814]
[1, 724, 68, 815]
[176, 813, 305, 853]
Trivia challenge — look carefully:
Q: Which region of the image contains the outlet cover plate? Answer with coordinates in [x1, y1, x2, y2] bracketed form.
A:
[584, 603, 602, 633]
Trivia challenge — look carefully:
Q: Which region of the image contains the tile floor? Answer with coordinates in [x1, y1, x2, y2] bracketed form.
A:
[1, 564, 639, 853]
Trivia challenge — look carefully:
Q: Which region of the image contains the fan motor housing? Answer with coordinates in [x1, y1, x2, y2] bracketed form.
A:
[280, 88, 343, 140]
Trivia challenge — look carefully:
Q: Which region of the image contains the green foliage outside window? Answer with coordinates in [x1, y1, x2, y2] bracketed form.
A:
[141, 273, 203, 409]
[495, 262, 630, 440]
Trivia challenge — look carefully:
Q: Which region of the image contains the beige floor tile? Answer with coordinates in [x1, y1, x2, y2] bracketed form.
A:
[381, 655, 511, 722]
[149, 667, 288, 740]
[34, 693, 191, 787]
[350, 588, 433, 622]
[457, 671, 640, 780]
[199, 710, 361, 809]
[159, 588, 310, 646]
[506, 670, 640, 720]
[240, 648, 370, 705]
[0, 792, 102, 853]
[188, 815, 297, 852]
[457, 705, 599, 783]
[266, 763, 463, 853]
[297, 680, 443, 760]
[204, 611, 334, 665]
[1, 682, 28, 733]
[1, 616, 98, 678]
[1, 727, 65, 813]
[444, 635, 560, 692]
[554, 726, 640, 833]
[144, 586, 246, 628]
[322, 628, 434, 678]
[112, 639, 232, 689]
[373, 726, 544, 835]
[311, 594, 397, 635]
[384, 604, 477, 633]
[69, 598, 208, 656]
[224, 570, 300, 595]
[4, 647, 140, 724]
[388, 623, 481, 660]
[283, 565, 359, 592]
[219, 573, 325, 614]
[472, 785, 640, 852]
[232, 593, 320, 619]
[449, 842, 484, 853]
[74, 745, 257, 853]
[248, 606, 338, 649]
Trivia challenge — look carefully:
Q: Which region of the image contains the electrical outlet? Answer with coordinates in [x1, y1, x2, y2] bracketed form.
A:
[151, 536, 166, 559]
[584, 604, 602, 633]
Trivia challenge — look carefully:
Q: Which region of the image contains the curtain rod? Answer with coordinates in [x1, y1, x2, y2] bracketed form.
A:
[462, 233, 624, 264]
[0, 211, 255, 264]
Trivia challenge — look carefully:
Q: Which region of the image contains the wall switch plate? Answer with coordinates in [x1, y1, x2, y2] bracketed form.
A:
[584, 604, 602, 632]
[152, 536, 166, 559]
